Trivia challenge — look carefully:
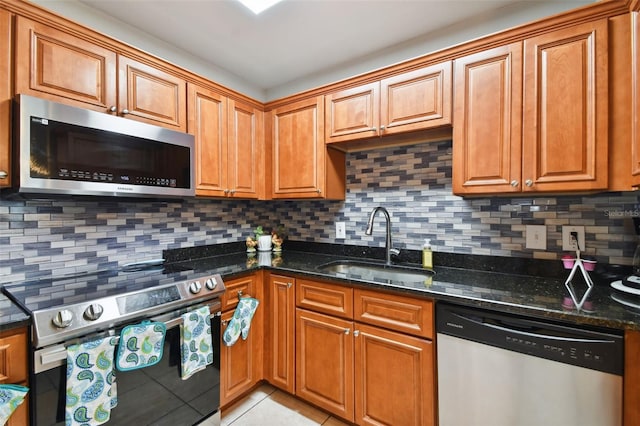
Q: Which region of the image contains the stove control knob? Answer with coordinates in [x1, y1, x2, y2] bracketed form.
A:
[189, 281, 202, 294]
[84, 304, 104, 321]
[205, 277, 217, 290]
[52, 310, 74, 328]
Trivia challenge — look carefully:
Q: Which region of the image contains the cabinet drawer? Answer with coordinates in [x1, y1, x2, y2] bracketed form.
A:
[296, 279, 353, 319]
[0, 328, 28, 384]
[354, 289, 433, 339]
[221, 275, 256, 311]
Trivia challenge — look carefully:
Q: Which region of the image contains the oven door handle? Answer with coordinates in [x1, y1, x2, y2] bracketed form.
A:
[161, 309, 221, 330]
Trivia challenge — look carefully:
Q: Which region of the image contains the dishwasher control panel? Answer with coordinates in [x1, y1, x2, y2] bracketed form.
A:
[436, 303, 623, 375]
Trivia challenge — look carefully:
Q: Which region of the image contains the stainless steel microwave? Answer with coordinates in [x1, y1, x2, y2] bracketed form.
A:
[7, 94, 195, 199]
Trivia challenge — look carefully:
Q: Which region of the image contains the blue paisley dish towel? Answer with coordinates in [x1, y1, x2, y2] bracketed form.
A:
[0, 384, 28, 424]
[223, 297, 259, 347]
[180, 306, 213, 380]
[66, 336, 118, 426]
[116, 321, 166, 371]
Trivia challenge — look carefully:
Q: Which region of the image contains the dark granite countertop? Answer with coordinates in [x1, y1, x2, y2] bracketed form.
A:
[0, 293, 30, 332]
[167, 242, 640, 332]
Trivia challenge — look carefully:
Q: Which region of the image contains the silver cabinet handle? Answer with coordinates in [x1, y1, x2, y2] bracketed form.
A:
[525, 179, 533, 187]
[510, 180, 519, 187]
[223, 189, 229, 194]
[354, 330, 360, 337]
[344, 328, 350, 335]
[121, 109, 130, 115]
[379, 125, 385, 131]
[0, 171, 7, 179]
[287, 283, 292, 288]
[108, 106, 117, 113]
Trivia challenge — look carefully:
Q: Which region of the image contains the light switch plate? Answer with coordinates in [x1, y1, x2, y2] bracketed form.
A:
[525, 225, 547, 250]
[335, 222, 346, 239]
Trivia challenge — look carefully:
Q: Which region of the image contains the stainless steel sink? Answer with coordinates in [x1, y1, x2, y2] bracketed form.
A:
[317, 260, 433, 283]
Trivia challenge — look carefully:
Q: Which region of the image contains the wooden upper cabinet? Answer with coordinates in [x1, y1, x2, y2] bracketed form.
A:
[522, 19, 608, 192]
[228, 98, 263, 198]
[188, 83, 228, 197]
[632, 11, 640, 185]
[325, 61, 452, 144]
[454, 19, 608, 195]
[452, 43, 523, 195]
[14, 16, 117, 111]
[15, 17, 187, 131]
[325, 82, 380, 143]
[118, 55, 186, 131]
[0, 8, 11, 188]
[380, 62, 452, 135]
[270, 96, 345, 199]
[188, 84, 262, 198]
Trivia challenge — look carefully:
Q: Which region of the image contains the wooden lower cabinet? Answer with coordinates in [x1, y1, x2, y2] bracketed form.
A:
[266, 274, 296, 393]
[220, 274, 262, 408]
[354, 323, 434, 426]
[0, 327, 29, 426]
[295, 309, 355, 421]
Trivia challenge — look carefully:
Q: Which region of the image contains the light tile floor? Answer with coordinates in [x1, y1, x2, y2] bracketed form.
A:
[221, 384, 352, 426]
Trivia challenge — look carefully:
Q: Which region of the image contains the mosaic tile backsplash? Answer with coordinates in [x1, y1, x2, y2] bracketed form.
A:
[2, 139, 640, 284]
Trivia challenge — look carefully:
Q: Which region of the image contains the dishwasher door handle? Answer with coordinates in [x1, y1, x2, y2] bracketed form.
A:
[449, 311, 616, 344]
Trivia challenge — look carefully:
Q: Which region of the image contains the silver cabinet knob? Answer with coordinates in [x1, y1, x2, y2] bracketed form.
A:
[223, 189, 230, 194]
[52, 310, 73, 328]
[344, 328, 350, 335]
[237, 290, 243, 298]
[379, 125, 386, 131]
[316, 189, 322, 194]
[108, 106, 117, 113]
[287, 282, 292, 289]
[525, 179, 533, 187]
[510, 180, 519, 187]
[229, 189, 236, 194]
[121, 109, 130, 115]
[0, 171, 7, 179]
[83, 304, 104, 321]
[189, 281, 202, 294]
[205, 277, 217, 290]
[354, 330, 360, 337]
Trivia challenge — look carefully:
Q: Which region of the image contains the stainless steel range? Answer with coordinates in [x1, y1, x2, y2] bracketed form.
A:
[3, 260, 226, 426]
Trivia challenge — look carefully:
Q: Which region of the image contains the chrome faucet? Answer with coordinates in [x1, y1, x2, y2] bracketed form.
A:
[365, 206, 399, 265]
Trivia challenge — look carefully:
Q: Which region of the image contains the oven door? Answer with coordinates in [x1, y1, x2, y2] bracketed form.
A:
[31, 304, 221, 426]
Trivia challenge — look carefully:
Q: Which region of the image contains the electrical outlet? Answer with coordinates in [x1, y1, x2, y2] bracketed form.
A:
[562, 226, 585, 251]
[525, 225, 547, 250]
[336, 222, 346, 239]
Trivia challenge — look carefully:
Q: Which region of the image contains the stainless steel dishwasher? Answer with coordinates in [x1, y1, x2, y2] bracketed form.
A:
[436, 303, 624, 426]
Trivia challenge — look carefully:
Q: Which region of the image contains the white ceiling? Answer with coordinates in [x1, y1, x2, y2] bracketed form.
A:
[71, 0, 593, 100]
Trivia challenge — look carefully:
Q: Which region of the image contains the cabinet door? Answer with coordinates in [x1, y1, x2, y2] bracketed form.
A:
[14, 16, 117, 111]
[6, 395, 27, 426]
[296, 309, 354, 422]
[380, 62, 452, 135]
[0, 329, 28, 384]
[220, 309, 258, 407]
[354, 323, 434, 426]
[266, 274, 295, 393]
[221, 275, 256, 311]
[228, 99, 262, 198]
[0, 9, 10, 188]
[522, 19, 608, 192]
[632, 11, 640, 184]
[118, 55, 187, 131]
[452, 43, 523, 195]
[271, 97, 328, 198]
[188, 83, 228, 197]
[325, 82, 379, 143]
